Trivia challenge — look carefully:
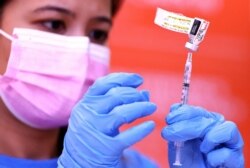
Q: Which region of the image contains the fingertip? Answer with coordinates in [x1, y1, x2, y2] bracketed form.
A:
[166, 103, 181, 124]
[138, 102, 157, 117]
[128, 73, 144, 85]
[166, 110, 178, 124]
[200, 141, 210, 154]
[131, 72, 143, 79]
[148, 102, 157, 112]
[117, 120, 156, 147]
[136, 120, 156, 135]
[141, 90, 150, 101]
[161, 126, 168, 140]
[86, 73, 144, 95]
[170, 103, 182, 112]
[144, 120, 156, 130]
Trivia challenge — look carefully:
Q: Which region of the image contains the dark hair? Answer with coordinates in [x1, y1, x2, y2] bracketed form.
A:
[0, 0, 123, 17]
[0, 0, 9, 16]
[112, 0, 124, 16]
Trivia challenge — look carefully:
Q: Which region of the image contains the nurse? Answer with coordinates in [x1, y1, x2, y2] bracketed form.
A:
[0, 0, 244, 167]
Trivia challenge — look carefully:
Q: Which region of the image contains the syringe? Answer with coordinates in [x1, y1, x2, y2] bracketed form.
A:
[173, 52, 192, 166]
[154, 8, 209, 166]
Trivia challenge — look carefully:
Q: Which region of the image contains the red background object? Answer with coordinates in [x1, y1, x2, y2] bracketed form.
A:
[109, 0, 250, 167]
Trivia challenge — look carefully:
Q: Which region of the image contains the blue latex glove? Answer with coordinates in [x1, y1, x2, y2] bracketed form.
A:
[118, 149, 158, 168]
[58, 73, 158, 168]
[162, 103, 244, 168]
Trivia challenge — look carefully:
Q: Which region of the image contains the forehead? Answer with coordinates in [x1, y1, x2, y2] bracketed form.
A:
[5, 0, 112, 18]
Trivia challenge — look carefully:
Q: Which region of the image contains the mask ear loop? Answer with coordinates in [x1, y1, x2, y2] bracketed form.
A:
[0, 30, 15, 79]
[0, 29, 15, 41]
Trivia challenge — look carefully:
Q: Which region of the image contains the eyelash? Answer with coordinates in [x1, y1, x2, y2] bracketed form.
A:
[36, 19, 109, 44]
[88, 29, 109, 45]
[39, 19, 66, 34]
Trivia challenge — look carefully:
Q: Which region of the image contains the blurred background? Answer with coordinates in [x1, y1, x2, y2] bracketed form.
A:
[109, 0, 249, 167]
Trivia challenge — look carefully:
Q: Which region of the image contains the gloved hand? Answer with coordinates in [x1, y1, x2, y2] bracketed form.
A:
[118, 149, 158, 168]
[162, 103, 244, 168]
[58, 73, 158, 168]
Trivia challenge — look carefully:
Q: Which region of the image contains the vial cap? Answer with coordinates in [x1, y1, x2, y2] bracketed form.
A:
[185, 42, 199, 52]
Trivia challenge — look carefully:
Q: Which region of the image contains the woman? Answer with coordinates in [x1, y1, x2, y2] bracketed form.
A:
[0, 0, 244, 168]
[0, 0, 144, 167]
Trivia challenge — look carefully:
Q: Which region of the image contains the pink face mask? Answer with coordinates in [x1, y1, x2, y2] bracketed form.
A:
[0, 28, 110, 129]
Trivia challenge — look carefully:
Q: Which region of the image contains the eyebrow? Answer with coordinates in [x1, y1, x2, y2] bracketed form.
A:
[33, 5, 76, 18]
[33, 5, 112, 25]
[94, 16, 113, 26]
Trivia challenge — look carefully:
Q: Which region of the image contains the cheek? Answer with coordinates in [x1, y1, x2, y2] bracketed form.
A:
[0, 37, 11, 74]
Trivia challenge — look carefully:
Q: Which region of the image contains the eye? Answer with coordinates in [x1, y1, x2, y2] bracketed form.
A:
[39, 20, 66, 34]
[88, 29, 109, 45]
